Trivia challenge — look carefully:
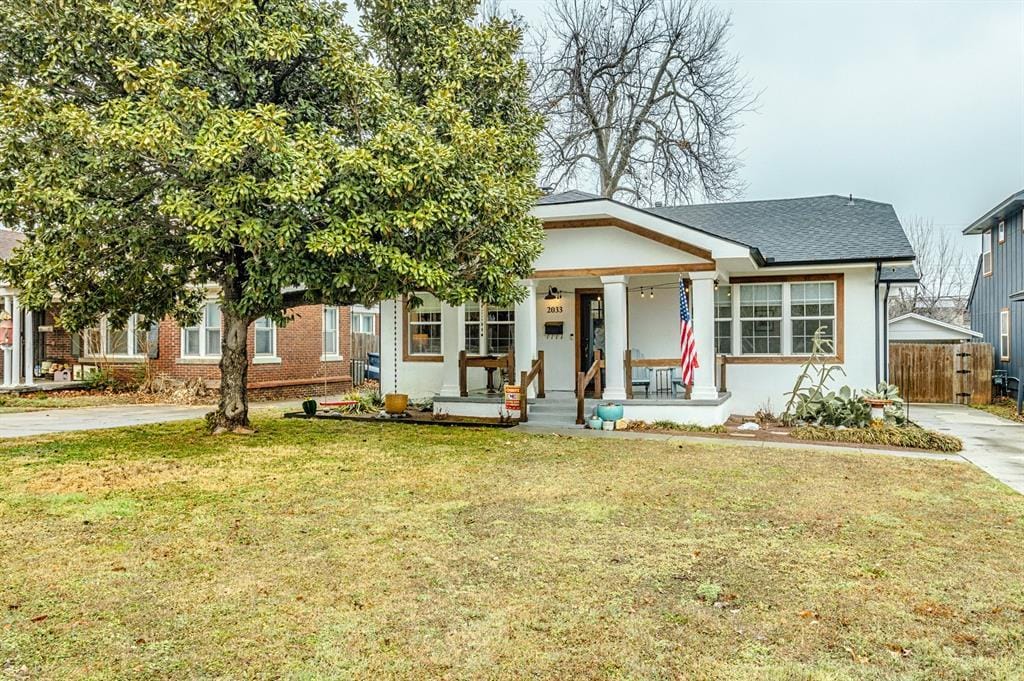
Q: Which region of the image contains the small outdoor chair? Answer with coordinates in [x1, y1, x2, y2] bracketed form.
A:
[629, 348, 652, 397]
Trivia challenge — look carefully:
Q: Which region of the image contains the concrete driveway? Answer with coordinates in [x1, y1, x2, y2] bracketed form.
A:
[0, 404, 212, 439]
[911, 404, 1024, 494]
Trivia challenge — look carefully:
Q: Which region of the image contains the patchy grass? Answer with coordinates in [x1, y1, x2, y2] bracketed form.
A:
[1, 419, 1023, 678]
[972, 398, 1024, 424]
[625, 419, 727, 433]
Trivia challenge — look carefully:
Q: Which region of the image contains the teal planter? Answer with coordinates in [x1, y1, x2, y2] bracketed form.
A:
[587, 416, 604, 430]
[596, 403, 623, 421]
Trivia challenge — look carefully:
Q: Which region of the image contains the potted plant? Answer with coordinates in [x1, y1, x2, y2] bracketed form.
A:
[302, 398, 318, 416]
[596, 403, 624, 421]
[587, 415, 604, 430]
[384, 393, 409, 415]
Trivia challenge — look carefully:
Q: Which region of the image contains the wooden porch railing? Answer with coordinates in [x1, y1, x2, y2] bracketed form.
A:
[458, 350, 515, 397]
[576, 349, 603, 425]
[518, 351, 546, 423]
[623, 350, 727, 399]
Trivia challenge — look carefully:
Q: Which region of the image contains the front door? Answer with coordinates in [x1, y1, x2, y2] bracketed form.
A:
[576, 289, 605, 395]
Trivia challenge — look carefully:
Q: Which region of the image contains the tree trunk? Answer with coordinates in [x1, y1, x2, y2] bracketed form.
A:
[210, 304, 252, 433]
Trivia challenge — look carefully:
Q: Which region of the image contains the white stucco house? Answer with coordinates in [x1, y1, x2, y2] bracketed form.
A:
[888, 312, 982, 344]
[379, 191, 918, 425]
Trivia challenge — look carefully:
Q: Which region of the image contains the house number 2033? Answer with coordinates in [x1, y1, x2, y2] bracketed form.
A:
[546, 304, 564, 314]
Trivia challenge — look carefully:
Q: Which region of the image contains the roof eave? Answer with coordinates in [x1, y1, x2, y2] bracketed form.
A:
[962, 190, 1024, 235]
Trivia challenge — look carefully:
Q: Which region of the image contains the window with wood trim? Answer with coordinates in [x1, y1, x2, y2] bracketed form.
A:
[714, 285, 732, 354]
[739, 283, 783, 354]
[983, 229, 993, 276]
[407, 293, 442, 356]
[790, 281, 837, 354]
[1000, 308, 1010, 361]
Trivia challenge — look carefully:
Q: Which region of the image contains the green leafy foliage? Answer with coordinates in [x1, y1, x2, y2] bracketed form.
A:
[0, 0, 542, 425]
[791, 424, 963, 453]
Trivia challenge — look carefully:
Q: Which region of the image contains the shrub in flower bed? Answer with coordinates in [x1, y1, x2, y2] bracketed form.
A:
[625, 420, 726, 434]
[790, 424, 962, 452]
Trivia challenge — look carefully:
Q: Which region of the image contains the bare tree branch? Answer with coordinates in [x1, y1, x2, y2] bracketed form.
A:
[888, 216, 973, 325]
[528, 0, 754, 204]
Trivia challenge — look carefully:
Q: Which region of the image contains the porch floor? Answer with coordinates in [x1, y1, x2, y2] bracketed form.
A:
[0, 379, 87, 394]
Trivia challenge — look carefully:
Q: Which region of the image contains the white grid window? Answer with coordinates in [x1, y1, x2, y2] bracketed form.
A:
[790, 282, 836, 354]
[323, 306, 339, 358]
[352, 312, 374, 334]
[408, 294, 442, 355]
[739, 284, 783, 354]
[714, 285, 732, 355]
[463, 303, 515, 355]
[464, 302, 481, 355]
[254, 317, 276, 357]
[182, 302, 221, 357]
[83, 315, 149, 358]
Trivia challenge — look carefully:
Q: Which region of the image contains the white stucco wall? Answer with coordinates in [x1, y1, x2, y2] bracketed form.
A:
[535, 227, 706, 271]
[723, 267, 879, 415]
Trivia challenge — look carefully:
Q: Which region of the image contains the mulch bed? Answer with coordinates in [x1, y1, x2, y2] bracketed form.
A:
[284, 410, 517, 428]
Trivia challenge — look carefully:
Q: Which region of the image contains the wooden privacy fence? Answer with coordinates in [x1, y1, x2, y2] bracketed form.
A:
[351, 332, 379, 362]
[890, 342, 993, 404]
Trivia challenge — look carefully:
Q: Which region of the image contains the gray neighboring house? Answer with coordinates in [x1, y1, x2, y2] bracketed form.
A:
[965, 189, 1024, 383]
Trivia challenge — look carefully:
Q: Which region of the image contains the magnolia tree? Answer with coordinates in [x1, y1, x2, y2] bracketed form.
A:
[0, 0, 542, 431]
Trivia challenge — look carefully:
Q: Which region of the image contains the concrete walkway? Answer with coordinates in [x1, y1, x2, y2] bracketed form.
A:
[909, 404, 1024, 494]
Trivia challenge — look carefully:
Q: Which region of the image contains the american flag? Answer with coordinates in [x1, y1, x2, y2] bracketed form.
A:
[678, 281, 699, 386]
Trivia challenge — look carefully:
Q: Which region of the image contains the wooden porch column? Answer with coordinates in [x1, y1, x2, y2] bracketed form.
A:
[689, 271, 719, 400]
[600, 275, 629, 400]
[514, 279, 538, 397]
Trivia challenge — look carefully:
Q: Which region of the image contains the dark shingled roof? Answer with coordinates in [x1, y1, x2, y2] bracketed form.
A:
[536, 191, 916, 266]
[0, 229, 24, 261]
[879, 265, 920, 283]
[535, 189, 603, 205]
[646, 195, 915, 265]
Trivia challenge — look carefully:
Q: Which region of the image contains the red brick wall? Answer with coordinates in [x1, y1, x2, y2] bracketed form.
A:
[41, 303, 355, 398]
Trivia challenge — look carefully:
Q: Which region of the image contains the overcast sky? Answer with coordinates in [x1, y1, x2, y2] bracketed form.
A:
[502, 0, 1024, 253]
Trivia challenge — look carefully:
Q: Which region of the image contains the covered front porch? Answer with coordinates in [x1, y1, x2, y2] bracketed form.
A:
[1, 289, 39, 390]
[424, 268, 731, 426]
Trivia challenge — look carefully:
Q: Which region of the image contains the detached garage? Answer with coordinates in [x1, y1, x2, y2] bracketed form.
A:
[888, 313, 982, 344]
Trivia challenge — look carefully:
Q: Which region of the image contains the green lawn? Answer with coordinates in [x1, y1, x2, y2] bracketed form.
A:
[1, 419, 1022, 679]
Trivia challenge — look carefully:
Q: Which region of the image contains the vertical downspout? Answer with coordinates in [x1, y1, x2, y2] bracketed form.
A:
[882, 281, 892, 383]
[874, 262, 881, 386]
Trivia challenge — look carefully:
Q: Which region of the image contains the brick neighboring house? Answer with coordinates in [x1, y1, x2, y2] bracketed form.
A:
[2, 228, 359, 397]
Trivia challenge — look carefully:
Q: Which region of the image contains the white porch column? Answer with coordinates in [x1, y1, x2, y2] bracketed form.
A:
[2, 295, 12, 387]
[689, 272, 718, 400]
[23, 307, 34, 386]
[10, 294, 22, 387]
[514, 280, 538, 397]
[438, 302, 465, 397]
[600, 275, 629, 400]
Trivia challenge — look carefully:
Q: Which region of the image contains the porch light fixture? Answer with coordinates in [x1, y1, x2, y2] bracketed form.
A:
[544, 287, 561, 300]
